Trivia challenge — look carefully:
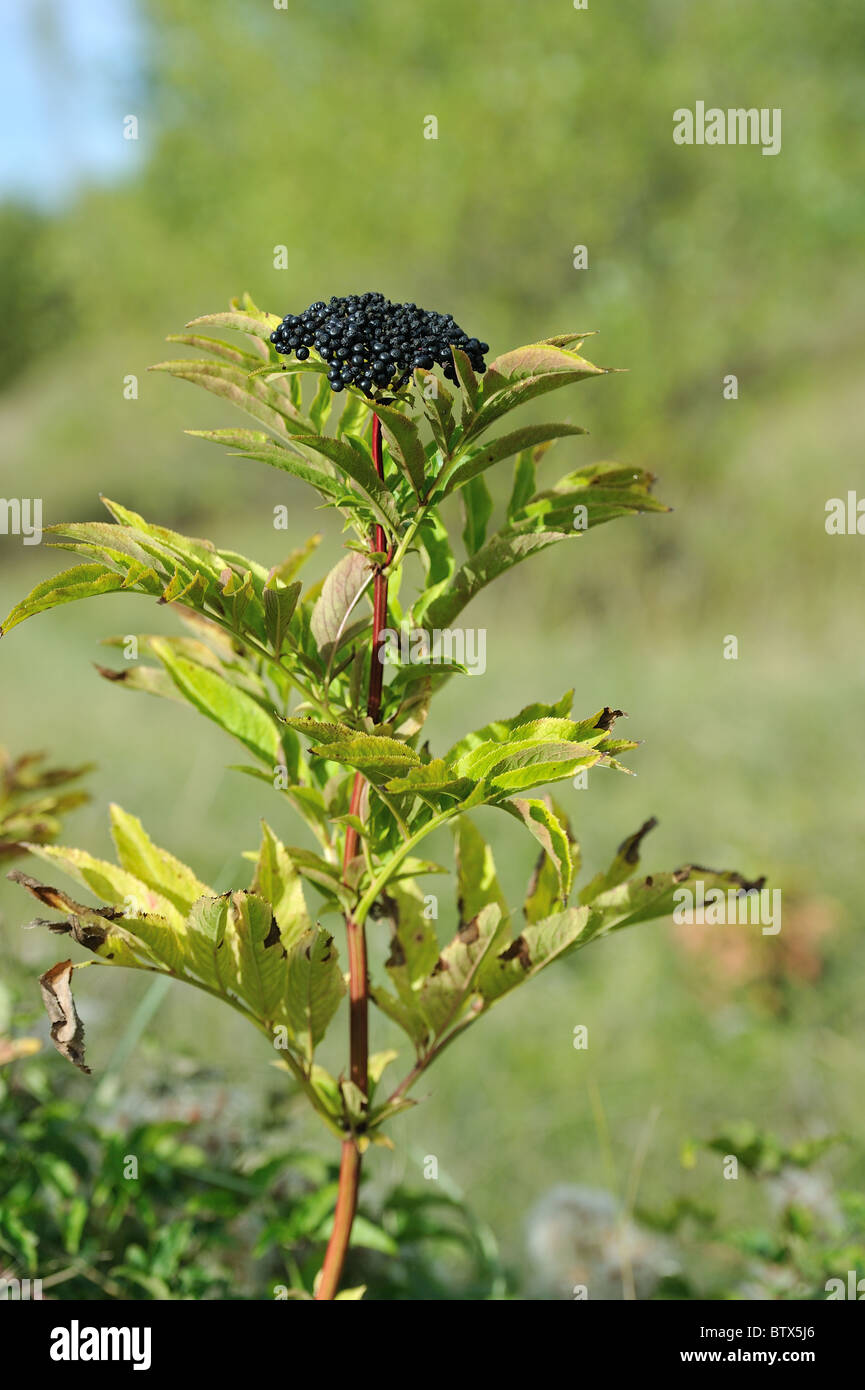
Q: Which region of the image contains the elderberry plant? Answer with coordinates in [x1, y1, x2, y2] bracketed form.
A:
[3, 291, 755, 1300]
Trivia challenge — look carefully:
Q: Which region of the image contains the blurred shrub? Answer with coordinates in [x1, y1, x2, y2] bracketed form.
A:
[0, 748, 91, 864]
[641, 1125, 863, 1300]
[0, 205, 73, 389]
[0, 1049, 508, 1300]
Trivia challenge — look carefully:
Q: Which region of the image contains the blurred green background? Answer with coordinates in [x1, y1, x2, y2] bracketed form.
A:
[2, 0, 864, 1296]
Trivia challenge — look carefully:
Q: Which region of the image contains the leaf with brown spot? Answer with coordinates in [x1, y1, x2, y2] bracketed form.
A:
[457, 918, 480, 946]
[498, 934, 531, 968]
[8, 869, 124, 923]
[452, 818, 509, 935]
[284, 925, 346, 1065]
[263, 916, 284, 954]
[477, 907, 590, 1005]
[39, 960, 91, 1073]
[417, 903, 502, 1038]
[594, 706, 625, 732]
[251, 823, 311, 951]
[370, 984, 430, 1053]
[579, 817, 659, 904]
[379, 882, 439, 1045]
[9, 868, 158, 967]
[582, 864, 766, 942]
[499, 796, 576, 909]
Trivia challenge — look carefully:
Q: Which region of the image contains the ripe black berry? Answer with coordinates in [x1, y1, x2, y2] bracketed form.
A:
[268, 292, 488, 399]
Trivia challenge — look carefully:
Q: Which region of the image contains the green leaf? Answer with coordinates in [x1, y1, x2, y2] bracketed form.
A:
[183, 891, 343, 1051]
[185, 429, 345, 504]
[150, 359, 306, 438]
[498, 797, 574, 904]
[370, 982, 431, 1051]
[467, 342, 607, 440]
[13, 819, 343, 1078]
[481, 740, 614, 793]
[1, 565, 129, 636]
[309, 374, 334, 433]
[95, 661, 185, 703]
[280, 715, 357, 745]
[417, 529, 573, 630]
[10, 867, 167, 972]
[20, 842, 185, 928]
[417, 903, 501, 1037]
[451, 347, 481, 414]
[308, 1063, 343, 1120]
[149, 638, 283, 767]
[540, 332, 596, 349]
[45, 519, 158, 570]
[579, 817, 658, 904]
[414, 369, 456, 456]
[219, 567, 256, 630]
[476, 906, 590, 1005]
[373, 401, 427, 498]
[269, 533, 323, 585]
[263, 579, 302, 657]
[451, 719, 610, 780]
[221, 891, 295, 1030]
[521, 798, 580, 923]
[413, 511, 455, 615]
[308, 735, 420, 782]
[582, 865, 765, 942]
[368, 1048, 399, 1091]
[345, 1214, 398, 1255]
[517, 475, 670, 529]
[383, 759, 474, 804]
[337, 390, 371, 440]
[184, 308, 280, 344]
[460, 474, 493, 556]
[285, 926, 346, 1062]
[445, 692, 574, 764]
[443, 423, 587, 496]
[287, 434, 401, 534]
[310, 551, 370, 662]
[508, 449, 537, 522]
[109, 804, 213, 915]
[251, 823, 311, 950]
[384, 881, 439, 984]
[453, 818, 509, 930]
[283, 717, 421, 783]
[165, 330, 268, 367]
[522, 845, 561, 925]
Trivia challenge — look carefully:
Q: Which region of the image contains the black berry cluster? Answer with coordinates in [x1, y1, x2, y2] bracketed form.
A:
[269, 292, 489, 396]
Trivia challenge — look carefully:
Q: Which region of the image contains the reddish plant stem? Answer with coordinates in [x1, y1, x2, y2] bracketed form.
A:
[314, 1140, 360, 1301]
[315, 411, 388, 1300]
[367, 414, 390, 723]
[342, 772, 368, 1093]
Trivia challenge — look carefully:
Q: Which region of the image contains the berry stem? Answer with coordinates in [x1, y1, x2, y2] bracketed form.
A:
[315, 412, 388, 1301]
